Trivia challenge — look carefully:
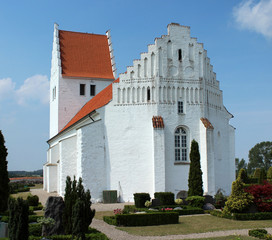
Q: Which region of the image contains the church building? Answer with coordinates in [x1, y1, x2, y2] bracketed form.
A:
[43, 23, 235, 202]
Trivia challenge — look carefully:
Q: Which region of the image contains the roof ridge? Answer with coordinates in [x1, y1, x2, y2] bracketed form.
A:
[59, 29, 107, 37]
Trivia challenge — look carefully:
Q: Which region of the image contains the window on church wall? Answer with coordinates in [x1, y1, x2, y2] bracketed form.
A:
[178, 101, 184, 114]
[147, 87, 151, 102]
[90, 85, 96, 96]
[175, 127, 188, 162]
[178, 49, 182, 61]
[80, 84, 85, 96]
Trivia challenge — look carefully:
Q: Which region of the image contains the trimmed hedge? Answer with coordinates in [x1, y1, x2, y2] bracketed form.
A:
[210, 210, 272, 220]
[27, 195, 39, 206]
[28, 233, 109, 240]
[29, 223, 42, 236]
[104, 212, 179, 226]
[29, 204, 43, 211]
[186, 196, 205, 208]
[1, 214, 40, 223]
[248, 229, 267, 239]
[154, 192, 175, 205]
[133, 193, 150, 208]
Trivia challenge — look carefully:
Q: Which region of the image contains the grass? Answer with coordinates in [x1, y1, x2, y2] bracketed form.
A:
[10, 191, 32, 200]
[116, 214, 272, 236]
[94, 211, 115, 220]
[30, 183, 43, 189]
[181, 236, 256, 240]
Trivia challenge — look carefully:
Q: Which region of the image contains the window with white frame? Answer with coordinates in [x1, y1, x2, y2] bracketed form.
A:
[178, 101, 183, 114]
[175, 127, 187, 161]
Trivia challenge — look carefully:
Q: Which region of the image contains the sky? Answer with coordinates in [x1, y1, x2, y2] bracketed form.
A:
[0, 0, 272, 171]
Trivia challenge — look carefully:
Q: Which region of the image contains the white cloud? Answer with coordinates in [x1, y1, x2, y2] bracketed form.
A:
[0, 78, 15, 100]
[233, 0, 272, 38]
[15, 75, 49, 105]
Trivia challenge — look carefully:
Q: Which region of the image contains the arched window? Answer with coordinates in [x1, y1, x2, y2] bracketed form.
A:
[175, 127, 187, 161]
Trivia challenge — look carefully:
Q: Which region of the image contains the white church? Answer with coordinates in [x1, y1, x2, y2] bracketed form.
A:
[43, 23, 235, 202]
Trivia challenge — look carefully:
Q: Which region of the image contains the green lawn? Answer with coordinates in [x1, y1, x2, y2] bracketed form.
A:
[94, 211, 115, 220]
[182, 236, 256, 240]
[116, 214, 272, 236]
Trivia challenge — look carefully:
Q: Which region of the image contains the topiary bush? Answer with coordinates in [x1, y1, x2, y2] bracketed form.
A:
[248, 229, 267, 239]
[133, 193, 150, 208]
[223, 178, 253, 214]
[29, 224, 42, 237]
[267, 167, 272, 182]
[214, 189, 227, 209]
[238, 168, 248, 183]
[154, 192, 174, 205]
[27, 195, 39, 207]
[185, 196, 205, 208]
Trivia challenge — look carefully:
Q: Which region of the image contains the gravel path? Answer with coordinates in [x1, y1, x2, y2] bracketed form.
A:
[31, 189, 272, 240]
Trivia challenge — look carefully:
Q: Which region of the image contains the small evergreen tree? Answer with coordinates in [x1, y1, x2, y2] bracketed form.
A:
[188, 140, 203, 196]
[223, 177, 253, 214]
[8, 197, 29, 240]
[267, 167, 272, 181]
[259, 168, 267, 184]
[238, 168, 248, 183]
[253, 168, 261, 179]
[0, 130, 9, 212]
[63, 176, 95, 236]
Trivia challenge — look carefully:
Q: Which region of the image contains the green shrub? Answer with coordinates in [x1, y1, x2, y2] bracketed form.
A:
[133, 193, 150, 208]
[223, 178, 253, 214]
[214, 189, 227, 209]
[175, 199, 183, 205]
[267, 167, 272, 181]
[249, 229, 267, 239]
[31, 204, 43, 211]
[123, 205, 136, 214]
[266, 234, 272, 240]
[174, 207, 204, 215]
[27, 195, 39, 207]
[145, 200, 152, 207]
[28, 233, 109, 240]
[210, 210, 272, 220]
[28, 215, 40, 223]
[8, 197, 29, 240]
[17, 187, 30, 192]
[29, 223, 42, 236]
[247, 177, 259, 184]
[186, 196, 205, 208]
[104, 212, 179, 226]
[154, 192, 174, 205]
[238, 168, 248, 183]
[103, 216, 117, 225]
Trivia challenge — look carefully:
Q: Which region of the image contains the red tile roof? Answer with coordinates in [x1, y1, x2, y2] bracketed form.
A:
[59, 30, 114, 79]
[152, 116, 164, 128]
[60, 79, 119, 133]
[200, 118, 214, 129]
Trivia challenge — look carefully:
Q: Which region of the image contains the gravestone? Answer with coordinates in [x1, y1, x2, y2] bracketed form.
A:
[43, 196, 65, 236]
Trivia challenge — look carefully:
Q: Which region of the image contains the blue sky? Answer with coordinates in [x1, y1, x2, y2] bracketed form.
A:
[1, 0, 272, 171]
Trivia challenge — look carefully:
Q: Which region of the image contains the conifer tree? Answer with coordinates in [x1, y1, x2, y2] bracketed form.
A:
[0, 130, 9, 212]
[238, 168, 248, 183]
[8, 197, 29, 240]
[188, 140, 203, 196]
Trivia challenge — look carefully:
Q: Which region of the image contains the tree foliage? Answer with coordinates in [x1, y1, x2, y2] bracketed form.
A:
[188, 140, 203, 196]
[236, 158, 247, 178]
[267, 167, 272, 181]
[248, 141, 272, 174]
[0, 130, 9, 212]
[223, 177, 253, 214]
[238, 168, 248, 183]
[8, 197, 29, 240]
[63, 176, 95, 237]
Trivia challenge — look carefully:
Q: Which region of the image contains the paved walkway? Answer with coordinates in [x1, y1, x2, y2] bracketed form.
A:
[31, 189, 272, 240]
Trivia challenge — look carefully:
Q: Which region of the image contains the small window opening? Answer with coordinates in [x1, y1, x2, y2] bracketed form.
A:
[90, 85, 96, 96]
[178, 49, 182, 61]
[147, 88, 151, 101]
[80, 84, 85, 96]
[178, 101, 184, 113]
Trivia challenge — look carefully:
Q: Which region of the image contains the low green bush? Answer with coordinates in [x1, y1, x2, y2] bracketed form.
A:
[103, 216, 117, 225]
[249, 229, 267, 239]
[29, 204, 43, 211]
[154, 192, 175, 205]
[104, 212, 178, 226]
[210, 210, 272, 220]
[29, 233, 109, 240]
[186, 196, 205, 208]
[27, 195, 39, 206]
[29, 223, 42, 236]
[133, 193, 150, 208]
[17, 187, 30, 192]
[123, 205, 136, 214]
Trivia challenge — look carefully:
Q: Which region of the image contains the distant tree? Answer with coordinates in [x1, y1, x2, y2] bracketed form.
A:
[8, 197, 29, 240]
[0, 130, 9, 212]
[188, 140, 203, 196]
[236, 158, 247, 178]
[248, 141, 272, 174]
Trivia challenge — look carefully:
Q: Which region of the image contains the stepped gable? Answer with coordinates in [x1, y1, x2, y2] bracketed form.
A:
[60, 78, 119, 133]
[59, 30, 114, 79]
